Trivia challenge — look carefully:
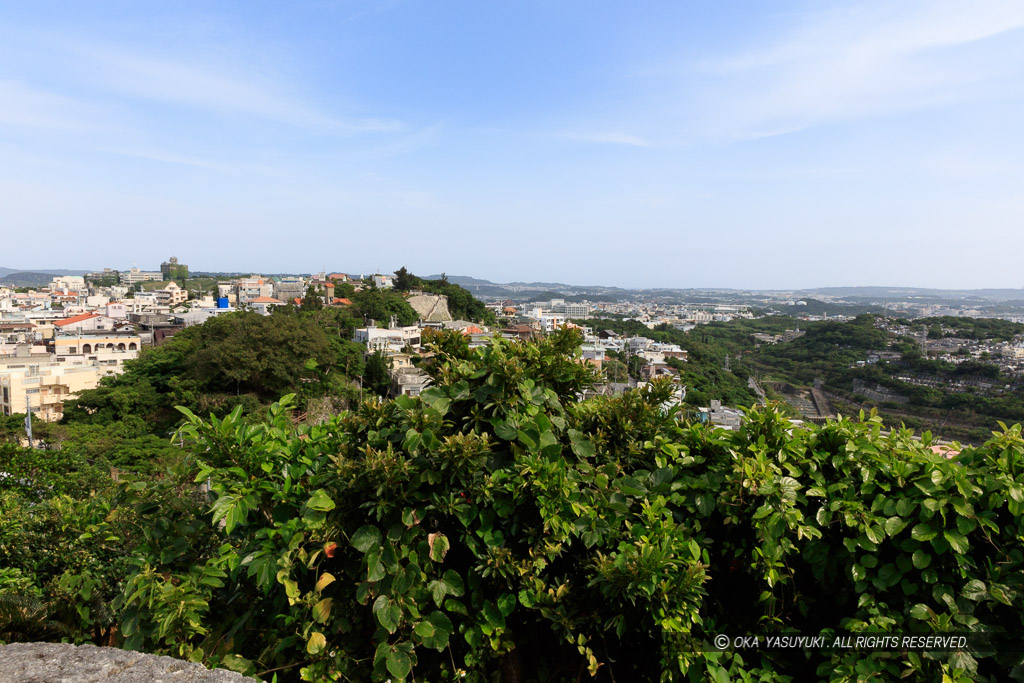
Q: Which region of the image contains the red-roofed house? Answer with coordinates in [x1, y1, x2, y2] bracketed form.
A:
[53, 313, 113, 333]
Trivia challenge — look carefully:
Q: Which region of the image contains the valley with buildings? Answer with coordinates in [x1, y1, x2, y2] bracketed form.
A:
[4, 261, 1023, 445]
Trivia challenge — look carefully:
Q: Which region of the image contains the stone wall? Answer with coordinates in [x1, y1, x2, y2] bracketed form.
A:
[0, 642, 255, 682]
[407, 293, 452, 322]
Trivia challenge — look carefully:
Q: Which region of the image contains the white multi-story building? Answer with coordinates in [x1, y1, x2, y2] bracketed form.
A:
[354, 325, 421, 353]
[553, 302, 592, 319]
[225, 277, 274, 304]
[580, 344, 606, 369]
[49, 275, 86, 292]
[120, 268, 162, 286]
[176, 306, 237, 327]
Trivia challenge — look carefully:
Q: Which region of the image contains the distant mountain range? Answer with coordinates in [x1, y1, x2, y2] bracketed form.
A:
[0, 267, 92, 287]
[424, 276, 1024, 303]
[0, 267, 91, 278]
[4, 267, 1024, 304]
[799, 286, 1024, 301]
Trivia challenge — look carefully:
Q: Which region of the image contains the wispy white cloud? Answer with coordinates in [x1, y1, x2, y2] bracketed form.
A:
[582, 0, 1024, 146]
[0, 25, 403, 138]
[359, 121, 448, 160]
[559, 130, 653, 148]
[93, 145, 286, 176]
[0, 79, 110, 132]
[59, 42, 404, 135]
[699, 1, 1024, 140]
[706, 2, 1024, 73]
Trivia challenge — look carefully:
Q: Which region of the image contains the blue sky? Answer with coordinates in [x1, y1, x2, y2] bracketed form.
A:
[2, 1, 1023, 289]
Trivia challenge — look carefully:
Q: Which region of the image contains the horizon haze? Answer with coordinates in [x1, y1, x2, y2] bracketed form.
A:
[2, 1, 1023, 289]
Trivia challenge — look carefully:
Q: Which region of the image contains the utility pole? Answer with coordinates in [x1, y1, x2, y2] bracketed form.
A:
[24, 395, 33, 449]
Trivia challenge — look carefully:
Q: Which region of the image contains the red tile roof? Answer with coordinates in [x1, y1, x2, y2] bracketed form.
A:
[333, 298, 352, 305]
[461, 325, 484, 335]
[53, 313, 102, 327]
[250, 296, 284, 304]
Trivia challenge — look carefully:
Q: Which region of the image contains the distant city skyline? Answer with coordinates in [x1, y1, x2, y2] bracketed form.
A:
[2, 1, 1024, 289]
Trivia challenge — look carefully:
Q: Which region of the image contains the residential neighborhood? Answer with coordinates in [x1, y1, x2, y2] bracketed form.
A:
[0, 260, 721, 424]
[4, 261, 1024, 442]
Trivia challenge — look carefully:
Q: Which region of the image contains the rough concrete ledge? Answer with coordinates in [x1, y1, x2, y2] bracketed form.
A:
[0, 642, 255, 682]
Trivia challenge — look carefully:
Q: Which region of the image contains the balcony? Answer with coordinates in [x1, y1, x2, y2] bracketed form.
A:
[39, 392, 64, 405]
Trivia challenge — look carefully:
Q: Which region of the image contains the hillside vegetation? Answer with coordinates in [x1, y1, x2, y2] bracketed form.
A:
[580, 314, 1024, 443]
[2, 329, 1023, 681]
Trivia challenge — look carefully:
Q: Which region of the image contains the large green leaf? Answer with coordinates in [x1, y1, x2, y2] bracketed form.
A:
[306, 489, 335, 512]
[909, 604, 932, 621]
[911, 550, 932, 569]
[306, 631, 326, 655]
[351, 525, 381, 553]
[962, 579, 987, 602]
[428, 532, 450, 562]
[944, 529, 969, 554]
[386, 647, 412, 680]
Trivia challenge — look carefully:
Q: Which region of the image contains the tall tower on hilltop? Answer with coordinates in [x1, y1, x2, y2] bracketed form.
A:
[160, 256, 189, 281]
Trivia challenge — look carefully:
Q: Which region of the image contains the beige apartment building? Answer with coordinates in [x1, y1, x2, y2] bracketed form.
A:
[0, 361, 103, 422]
[53, 331, 141, 355]
[53, 331, 142, 376]
[155, 281, 188, 306]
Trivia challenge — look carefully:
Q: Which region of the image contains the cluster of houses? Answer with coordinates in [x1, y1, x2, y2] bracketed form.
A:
[0, 299, 143, 422]
[1, 263, 754, 428]
[872, 318, 1024, 377]
[0, 265, 407, 420]
[487, 297, 755, 333]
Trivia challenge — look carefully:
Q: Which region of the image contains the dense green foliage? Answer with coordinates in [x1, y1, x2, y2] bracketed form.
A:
[363, 350, 392, 397]
[769, 298, 885, 318]
[757, 315, 889, 384]
[44, 310, 369, 488]
[3, 329, 1024, 682]
[62, 310, 368, 433]
[350, 286, 419, 327]
[913, 317, 1024, 342]
[301, 284, 324, 312]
